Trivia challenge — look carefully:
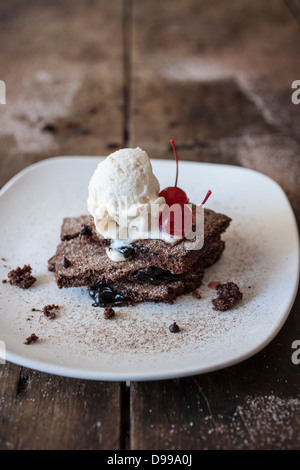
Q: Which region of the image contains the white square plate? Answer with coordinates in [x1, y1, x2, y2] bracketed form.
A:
[0, 157, 299, 381]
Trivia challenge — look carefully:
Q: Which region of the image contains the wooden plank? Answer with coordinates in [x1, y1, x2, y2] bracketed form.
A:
[0, 0, 125, 450]
[0, 362, 123, 450]
[130, 292, 300, 450]
[130, 0, 300, 450]
[0, 0, 124, 188]
[130, 0, 300, 219]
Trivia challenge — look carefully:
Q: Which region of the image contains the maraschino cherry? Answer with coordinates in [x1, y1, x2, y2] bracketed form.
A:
[160, 189, 212, 238]
[159, 139, 212, 238]
[158, 140, 189, 205]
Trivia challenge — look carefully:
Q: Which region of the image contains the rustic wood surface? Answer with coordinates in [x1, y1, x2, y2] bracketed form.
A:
[0, 363, 123, 450]
[0, 0, 299, 450]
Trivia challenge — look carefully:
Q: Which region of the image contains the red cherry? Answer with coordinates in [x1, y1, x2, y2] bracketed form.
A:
[158, 139, 189, 205]
[159, 186, 189, 206]
[159, 202, 190, 238]
[208, 281, 221, 290]
[158, 140, 212, 238]
[160, 190, 212, 238]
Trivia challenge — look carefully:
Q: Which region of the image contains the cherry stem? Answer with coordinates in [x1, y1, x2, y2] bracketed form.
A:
[192, 190, 212, 214]
[170, 139, 179, 187]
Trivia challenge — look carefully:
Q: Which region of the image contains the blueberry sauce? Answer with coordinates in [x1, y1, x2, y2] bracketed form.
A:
[88, 281, 128, 307]
[133, 266, 180, 285]
[107, 242, 149, 261]
[79, 224, 92, 238]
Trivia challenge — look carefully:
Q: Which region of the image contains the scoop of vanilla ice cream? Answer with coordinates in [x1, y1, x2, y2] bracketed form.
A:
[87, 147, 165, 240]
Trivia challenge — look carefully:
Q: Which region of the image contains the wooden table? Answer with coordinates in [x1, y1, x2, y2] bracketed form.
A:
[0, 0, 300, 450]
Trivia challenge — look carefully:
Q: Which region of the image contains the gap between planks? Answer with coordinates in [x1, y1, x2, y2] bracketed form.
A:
[121, 0, 133, 448]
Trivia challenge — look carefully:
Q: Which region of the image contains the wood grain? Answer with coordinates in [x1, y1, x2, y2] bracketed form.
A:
[0, 0, 125, 451]
[0, 363, 122, 450]
[0, 0, 124, 187]
[130, 291, 300, 450]
[130, 0, 300, 220]
[129, 0, 300, 450]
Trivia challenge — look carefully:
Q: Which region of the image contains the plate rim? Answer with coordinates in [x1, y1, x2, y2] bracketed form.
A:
[1, 156, 299, 381]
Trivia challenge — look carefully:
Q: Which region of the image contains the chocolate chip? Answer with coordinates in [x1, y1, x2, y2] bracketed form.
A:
[169, 322, 180, 333]
[61, 256, 71, 268]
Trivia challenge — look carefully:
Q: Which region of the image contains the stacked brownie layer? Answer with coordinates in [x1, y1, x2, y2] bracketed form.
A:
[48, 209, 231, 304]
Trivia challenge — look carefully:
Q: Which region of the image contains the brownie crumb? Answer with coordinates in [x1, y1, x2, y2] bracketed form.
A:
[212, 282, 243, 311]
[43, 304, 59, 320]
[24, 333, 39, 345]
[104, 307, 115, 320]
[61, 256, 71, 268]
[47, 256, 56, 272]
[2, 279, 7, 284]
[169, 322, 180, 333]
[8, 265, 36, 289]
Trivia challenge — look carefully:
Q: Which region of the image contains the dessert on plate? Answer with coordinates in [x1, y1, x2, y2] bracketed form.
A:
[49, 142, 231, 306]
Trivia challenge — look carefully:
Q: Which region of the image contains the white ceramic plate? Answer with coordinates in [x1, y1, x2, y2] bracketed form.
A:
[0, 157, 299, 381]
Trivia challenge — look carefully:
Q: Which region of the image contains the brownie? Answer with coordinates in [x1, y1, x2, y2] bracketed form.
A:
[86, 271, 204, 304]
[59, 208, 231, 274]
[104, 307, 115, 319]
[49, 240, 208, 304]
[211, 282, 243, 311]
[24, 333, 39, 345]
[49, 208, 230, 304]
[60, 215, 92, 241]
[105, 268, 205, 304]
[47, 255, 56, 272]
[50, 237, 224, 289]
[7, 265, 36, 289]
[43, 304, 59, 319]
